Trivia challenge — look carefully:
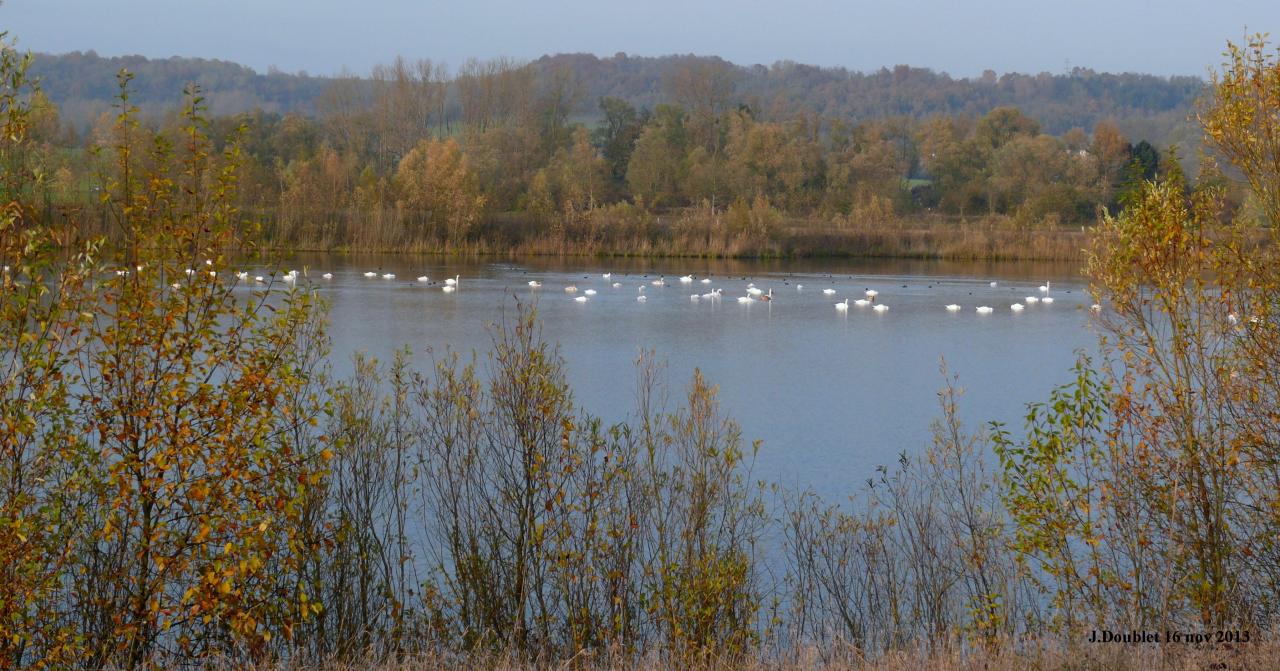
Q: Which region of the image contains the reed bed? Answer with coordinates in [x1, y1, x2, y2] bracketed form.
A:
[248, 204, 1092, 261]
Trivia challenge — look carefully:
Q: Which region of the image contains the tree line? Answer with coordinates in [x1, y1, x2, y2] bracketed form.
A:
[32, 49, 1203, 142]
[23, 53, 1205, 258]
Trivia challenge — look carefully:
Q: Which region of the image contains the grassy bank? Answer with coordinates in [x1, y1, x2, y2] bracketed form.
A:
[247, 204, 1092, 261]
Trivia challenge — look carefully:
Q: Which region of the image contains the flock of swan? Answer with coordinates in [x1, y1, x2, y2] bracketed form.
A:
[305, 269, 1104, 315]
[140, 263, 1106, 316]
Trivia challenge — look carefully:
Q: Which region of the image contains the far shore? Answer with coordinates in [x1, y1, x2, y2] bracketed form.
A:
[229, 212, 1097, 262]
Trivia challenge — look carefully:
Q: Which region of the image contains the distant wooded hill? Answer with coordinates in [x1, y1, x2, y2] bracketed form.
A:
[28, 50, 331, 127]
[29, 50, 1204, 146]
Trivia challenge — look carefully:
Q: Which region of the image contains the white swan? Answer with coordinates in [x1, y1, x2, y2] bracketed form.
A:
[854, 298, 870, 307]
[1039, 281, 1051, 293]
[737, 295, 753, 303]
[835, 299, 850, 311]
[990, 281, 998, 287]
[584, 289, 597, 296]
[946, 304, 961, 311]
[184, 268, 195, 276]
[700, 278, 711, 284]
[1025, 296, 1039, 304]
[865, 289, 879, 298]
[651, 278, 665, 286]
[636, 295, 647, 303]
[363, 271, 377, 278]
[1090, 304, 1102, 312]
[747, 286, 763, 296]
[565, 285, 578, 293]
[690, 294, 700, 301]
[1011, 303, 1024, 312]
[382, 273, 395, 280]
[1041, 296, 1054, 304]
[797, 284, 804, 290]
[680, 275, 694, 283]
[873, 304, 889, 312]
[442, 285, 456, 293]
[254, 276, 265, 283]
[976, 306, 994, 314]
[602, 273, 612, 280]
[417, 275, 430, 282]
[822, 288, 836, 295]
[321, 272, 333, 280]
[528, 280, 542, 288]
[574, 295, 588, 303]
[611, 282, 622, 288]
[236, 271, 249, 280]
[445, 275, 459, 286]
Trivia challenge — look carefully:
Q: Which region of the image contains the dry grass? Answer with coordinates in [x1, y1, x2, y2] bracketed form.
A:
[254, 205, 1092, 261]
[254, 636, 1280, 671]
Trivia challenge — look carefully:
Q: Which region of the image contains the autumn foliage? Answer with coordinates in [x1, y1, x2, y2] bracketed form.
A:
[6, 30, 1280, 671]
[1, 42, 329, 668]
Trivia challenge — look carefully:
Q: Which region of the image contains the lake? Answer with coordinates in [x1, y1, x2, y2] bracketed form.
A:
[270, 253, 1098, 500]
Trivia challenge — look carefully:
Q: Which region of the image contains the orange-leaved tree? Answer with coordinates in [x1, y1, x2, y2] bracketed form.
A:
[996, 35, 1280, 631]
[0, 33, 102, 670]
[71, 73, 330, 668]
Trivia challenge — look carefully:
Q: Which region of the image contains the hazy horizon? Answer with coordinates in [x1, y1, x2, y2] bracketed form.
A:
[4, 0, 1276, 79]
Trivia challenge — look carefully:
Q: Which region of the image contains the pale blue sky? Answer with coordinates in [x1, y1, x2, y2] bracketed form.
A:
[3, 0, 1276, 78]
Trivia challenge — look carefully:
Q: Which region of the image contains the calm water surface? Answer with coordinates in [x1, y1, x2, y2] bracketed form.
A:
[271, 254, 1098, 499]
